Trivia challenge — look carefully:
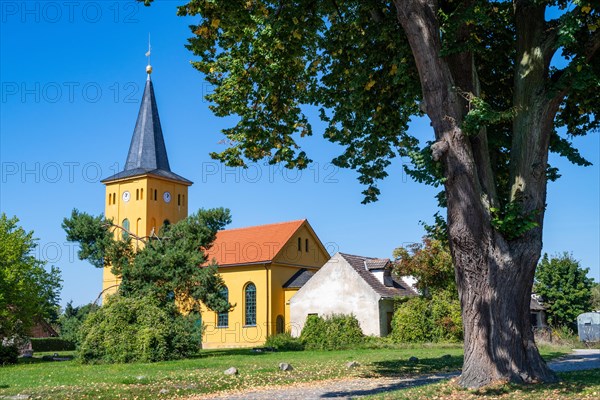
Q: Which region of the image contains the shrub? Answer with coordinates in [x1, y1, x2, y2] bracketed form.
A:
[264, 333, 304, 351]
[391, 297, 432, 342]
[300, 314, 364, 350]
[77, 295, 202, 363]
[30, 338, 76, 352]
[430, 291, 463, 342]
[0, 345, 19, 365]
[58, 302, 99, 345]
[391, 291, 463, 343]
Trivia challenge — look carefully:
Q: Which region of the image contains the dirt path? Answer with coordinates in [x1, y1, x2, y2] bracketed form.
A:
[186, 349, 600, 400]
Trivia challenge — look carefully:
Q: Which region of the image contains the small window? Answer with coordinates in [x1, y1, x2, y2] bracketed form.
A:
[245, 283, 257, 326]
[140, 188, 144, 200]
[108, 194, 111, 205]
[297, 237, 301, 251]
[178, 194, 181, 206]
[217, 286, 229, 328]
[305, 239, 309, 253]
[112, 193, 116, 204]
[122, 219, 130, 240]
[154, 189, 158, 201]
[136, 189, 139, 200]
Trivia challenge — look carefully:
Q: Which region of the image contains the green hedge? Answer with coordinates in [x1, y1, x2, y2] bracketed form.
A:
[30, 338, 76, 352]
[300, 314, 364, 350]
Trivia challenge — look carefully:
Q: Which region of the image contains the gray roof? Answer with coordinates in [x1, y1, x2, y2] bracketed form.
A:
[283, 268, 315, 288]
[339, 253, 417, 298]
[102, 77, 191, 185]
[365, 258, 391, 270]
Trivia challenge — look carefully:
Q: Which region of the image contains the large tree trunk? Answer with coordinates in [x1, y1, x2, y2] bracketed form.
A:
[450, 219, 557, 387]
[395, 0, 559, 388]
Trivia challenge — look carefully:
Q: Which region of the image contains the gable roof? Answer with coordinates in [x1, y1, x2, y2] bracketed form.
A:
[205, 219, 306, 267]
[339, 253, 417, 298]
[102, 76, 191, 185]
[283, 268, 315, 288]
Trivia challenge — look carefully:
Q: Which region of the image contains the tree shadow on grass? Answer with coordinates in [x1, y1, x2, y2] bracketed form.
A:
[470, 369, 600, 397]
[365, 355, 464, 378]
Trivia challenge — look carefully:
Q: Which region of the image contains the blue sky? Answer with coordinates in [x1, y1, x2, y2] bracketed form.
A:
[1, 1, 598, 308]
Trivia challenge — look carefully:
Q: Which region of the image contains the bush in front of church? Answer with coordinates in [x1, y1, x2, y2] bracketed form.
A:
[264, 332, 305, 351]
[77, 295, 202, 363]
[300, 314, 364, 350]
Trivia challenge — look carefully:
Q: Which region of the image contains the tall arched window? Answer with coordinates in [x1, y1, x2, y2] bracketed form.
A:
[217, 286, 229, 328]
[244, 283, 256, 326]
[297, 237, 301, 251]
[122, 218, 130, 240]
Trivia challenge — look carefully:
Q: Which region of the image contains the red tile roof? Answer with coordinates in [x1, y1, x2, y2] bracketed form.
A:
[205, 219, 306, 267]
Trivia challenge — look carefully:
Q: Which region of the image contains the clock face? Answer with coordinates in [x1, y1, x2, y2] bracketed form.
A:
[122, 191, 131, 202]
[163, 191, 171, 203]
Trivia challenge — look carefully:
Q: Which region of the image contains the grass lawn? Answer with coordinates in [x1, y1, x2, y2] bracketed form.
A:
[366, 369, 600, 399]
[0, 343, 570, 399]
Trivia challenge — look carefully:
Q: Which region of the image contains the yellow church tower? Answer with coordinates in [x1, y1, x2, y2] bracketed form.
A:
[100, 65, 193, 300]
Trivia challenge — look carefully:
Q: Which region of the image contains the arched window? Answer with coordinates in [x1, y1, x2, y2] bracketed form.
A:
[108, 194, 111, 205]
[276, 315, 284, 334]
[244, 283, 256, 326]
[112, 193, 116, 204]
[305, 239, 309, 253]
[297, 237, 301, 251]
[217, 286, 229, 328]
[178, 194, 181, 206]
[122, 218, 130, 240]
[136, 189, 139, 200]
[154, 189, 157, 201]
[140, 188, 144, 200]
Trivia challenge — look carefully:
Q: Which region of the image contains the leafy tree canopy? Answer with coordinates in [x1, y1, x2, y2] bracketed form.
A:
[57, 301, 99, 344]
[592, 282, 600, 311]
[62, 208, 232, 314]
[534, 252, 594, 328]
[139, 0, 598, 207]
[0, 214, 62, 341]
[393, 236, 455, 295]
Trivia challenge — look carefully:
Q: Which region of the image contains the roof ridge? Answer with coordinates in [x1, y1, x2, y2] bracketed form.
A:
[338, 252, 379, 260]
[219, 219, 307, 232]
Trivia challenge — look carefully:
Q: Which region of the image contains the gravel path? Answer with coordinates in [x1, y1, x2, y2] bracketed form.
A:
[187, 349, 600, 400]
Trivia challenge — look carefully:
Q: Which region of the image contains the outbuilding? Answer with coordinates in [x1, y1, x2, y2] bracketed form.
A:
[289, 252, 417, 337]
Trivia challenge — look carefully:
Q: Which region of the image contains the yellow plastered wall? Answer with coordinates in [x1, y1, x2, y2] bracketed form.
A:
[102, 175, 189, 302]
[201, 265, 269, 349]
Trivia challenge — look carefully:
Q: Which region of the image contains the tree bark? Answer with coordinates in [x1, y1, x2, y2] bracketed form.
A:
[394, 0, 558, 388]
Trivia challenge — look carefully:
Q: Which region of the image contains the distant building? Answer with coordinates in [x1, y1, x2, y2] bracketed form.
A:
[530, 294, 547, 329]
[290, 252, 417, 337]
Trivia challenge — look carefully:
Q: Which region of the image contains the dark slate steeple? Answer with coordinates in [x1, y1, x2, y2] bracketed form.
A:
[102, 72, 192, 185]
[125, 76, 171, 172]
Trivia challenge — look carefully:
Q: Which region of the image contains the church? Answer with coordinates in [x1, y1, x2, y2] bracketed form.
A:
[99, 64, 330, 348]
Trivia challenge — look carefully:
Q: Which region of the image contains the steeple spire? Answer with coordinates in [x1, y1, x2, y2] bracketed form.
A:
[101, 58, 192, 185]
[124, 78, 170, 171]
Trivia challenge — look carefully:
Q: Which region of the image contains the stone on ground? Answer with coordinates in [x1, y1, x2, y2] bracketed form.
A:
[224, 367, 238, 375]
[279, 362, 293, 371]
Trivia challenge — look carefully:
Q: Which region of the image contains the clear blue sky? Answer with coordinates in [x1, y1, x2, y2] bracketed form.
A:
[1, 1, 598, 308]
